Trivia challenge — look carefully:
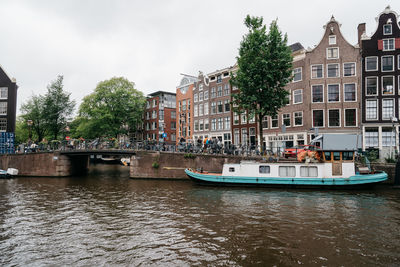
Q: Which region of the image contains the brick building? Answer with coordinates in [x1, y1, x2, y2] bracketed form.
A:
[360, 6, 400, 159]
[262, 16, 361, 151]
[176, 75, 196, 143]
[193, 71, 210, 142]
[143, 91, 176, 144]
[0, 65, 17, 133]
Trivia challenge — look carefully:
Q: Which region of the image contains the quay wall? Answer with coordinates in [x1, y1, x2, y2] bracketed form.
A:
[0, 152, 89, 176]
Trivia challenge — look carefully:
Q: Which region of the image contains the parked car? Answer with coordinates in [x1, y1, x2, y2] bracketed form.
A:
[284, 145, 320, 158]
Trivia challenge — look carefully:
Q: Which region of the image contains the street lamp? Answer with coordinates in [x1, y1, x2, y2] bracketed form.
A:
[27, 120, 33, 141]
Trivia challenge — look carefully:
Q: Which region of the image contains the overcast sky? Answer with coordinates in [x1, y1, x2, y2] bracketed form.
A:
[0, 1, 399, 114]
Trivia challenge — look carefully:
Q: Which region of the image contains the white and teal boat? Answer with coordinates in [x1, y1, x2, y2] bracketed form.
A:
[185, 150, 388, 188]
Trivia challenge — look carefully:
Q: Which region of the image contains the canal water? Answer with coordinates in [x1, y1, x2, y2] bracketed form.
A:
[0, 165, 399, 266]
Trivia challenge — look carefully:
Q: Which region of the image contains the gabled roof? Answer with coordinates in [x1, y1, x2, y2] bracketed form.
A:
[289, 42, 304, 52]
[0, 64, 15, 83]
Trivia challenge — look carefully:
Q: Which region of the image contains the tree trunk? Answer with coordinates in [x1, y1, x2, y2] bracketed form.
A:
[258, 113, 264, 154]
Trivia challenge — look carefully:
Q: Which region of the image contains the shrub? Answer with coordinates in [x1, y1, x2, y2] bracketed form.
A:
[152, 162, 159, 169]
[184, 153, 196, 159]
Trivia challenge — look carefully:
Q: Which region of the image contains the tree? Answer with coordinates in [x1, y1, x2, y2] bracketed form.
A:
[42, 75, 75, 140]
[20, 94, 47, 142]
[230, 15, 293, 152]
[14, 116, 30, 144]
[78, 77, 146, 139]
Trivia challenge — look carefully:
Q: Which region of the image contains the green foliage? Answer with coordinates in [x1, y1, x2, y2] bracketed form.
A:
[184, 153, 196, 159]
[43, 75, 75, 140]
[20, 94, 47, 142]
[364, 150, 378, 162]
[230, 15, 293, 151]
[78, 77, 146, 139]
[14, 116, 29, 144]
[152, 162, 159, 169]
[385, 157, 396, 163]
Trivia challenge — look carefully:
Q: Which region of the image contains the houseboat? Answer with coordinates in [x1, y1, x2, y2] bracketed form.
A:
[185, 135, 388, 188]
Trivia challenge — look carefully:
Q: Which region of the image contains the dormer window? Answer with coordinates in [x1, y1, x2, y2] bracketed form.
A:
[329, 35, 336, 45]
[383, 24, 392, 35]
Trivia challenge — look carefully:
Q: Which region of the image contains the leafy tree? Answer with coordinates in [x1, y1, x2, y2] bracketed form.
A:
[14, 116, 30, 144]
[20, 94, 47, 142]
[42, 75, 75, 140]
[78, 77, 146, 139]
[230, 16, 293, 152]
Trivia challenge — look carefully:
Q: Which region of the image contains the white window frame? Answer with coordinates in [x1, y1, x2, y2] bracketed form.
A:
[328, 109, 341, 128]
[344, 108, 357, 127]
[382, 76, 395, 95]
[381, 55, 394, 72]
[311, 84, 324, 103]
[312, 109, 324, 128]
[383, 38, 395, 51]
[293, 67, 302, 82]
[326, 47, 339, 59]
[383, 24, 392, 35]
[343, 83, 357, 102]
[293, 111, 303, 127]
[365, 99, 378, 121]
[194, 93, 198, 102]
[329, 35, 336, 45]
[365, 77, 378, 96]
[0, 88, 8, 99]
[382, 98, 395, 120]
[311, 64, 324, 79]
[327, 63, 340, 78]
[282, 113, 291, 128]
[293, 89, 303, 104]
[271, 115, 279, 129]
[0, 118, 6, 132]
[0, 102, 7, 115]
[365, 56, 378, 71]
[343, 62, 356, 77]
[327, 84, 340, 103]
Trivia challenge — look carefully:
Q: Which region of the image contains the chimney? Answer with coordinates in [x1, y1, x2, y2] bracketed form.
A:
[357, 23, 366, 47]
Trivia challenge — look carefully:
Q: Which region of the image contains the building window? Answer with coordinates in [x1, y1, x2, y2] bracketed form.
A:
[152, 110, 157, 119]
[241, 128, 248, 145]
[383, 39, 395, 51]
[217, 118, 223, 130]
[224, 100, 230, 112]
[312, 110, 324, 127]
[366, 100, 378, 120]
[382, 56, 394, 72]
[344, 83, 356, 101]
[217, 101, 223, 113]
[327, 64, 339, 78]
[194, 120, 199, 131]
[382, 99, 394, 120]
[294, 112, 303, 126]
[249, 114, 255, 123]
[217, 75, 222, 83]
[234, 129, 240, 144]
[199, 84, 203, 91]
[241, 111, 247, 124]
[365, 57, 378, 71]
[312, 85, 324, 103]
[383, 24, 392, 35]
[328, 84, 340, 102]
[217, 86, 223, 97]
[199, 92, 203, 101]
[0, 118, 7, 132]
[224, 84, 230, 95]
[326, 47, 339, 59]
[171, 111, 176, 119]
[204, 90, 209, 100]
[282, 113, 290, 127]
[271, 115, 278, 128]
[382, 128, 396, 147]
[382, 76, 394, 95]
[224, 117, 230, 130]
[366, 77, 378, 95]
[159, 110, 164, 120]
[259, 166, 270, 174]
[194, 93, 198, 102]
[194, 105, 198, 117]
[365, 128, 378, 147]
[293, 89, 303, 104]
[204, 119, 209, 130]
[233, 112, 239, 125]
[211, 87, 216, 98]
[329, 35, 336, 45]
[204, 102, 209, 115]
[328, 109, 340, 127]
[199, 104, 204, 116]
[344, 109, 356, 127]
[211, 102, 216, 114]
[262, 117, 268, 129]
[343, 63, 356, 76]
[199, 120, 204, 131]
[211, 119, 216, 131]
[311, 64, 323, 79]
[171, 122, 176, 130]
[293, 67, 302, 82]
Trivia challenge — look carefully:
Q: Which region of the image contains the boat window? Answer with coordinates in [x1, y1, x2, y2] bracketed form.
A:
[279, 166, 296, 177]
[342, 151, 354, 161]
[324, 152, 331, 161]
[259, 165, 270, 174]
[300, 166, 318, 177]
[333, 152, 341, 161]
[229, 167, 235, 172]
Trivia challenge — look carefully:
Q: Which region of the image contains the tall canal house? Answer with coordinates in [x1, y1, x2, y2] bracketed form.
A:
[360, 6, 400, 159]
[0, 65, 17, 133]
[176, 75, 196, 142]
[143, 91, 176, 144]
[262, 16, 361, 151]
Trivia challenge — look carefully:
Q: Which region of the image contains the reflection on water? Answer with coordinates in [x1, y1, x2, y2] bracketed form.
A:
[0, 164, 399, 266]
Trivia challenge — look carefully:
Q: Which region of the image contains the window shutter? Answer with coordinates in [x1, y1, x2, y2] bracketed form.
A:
[395, 38, 400, 49]
[377, 39, 383, 50]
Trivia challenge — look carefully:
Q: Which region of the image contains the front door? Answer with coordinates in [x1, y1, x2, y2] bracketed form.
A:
[332, 152, 342, 176]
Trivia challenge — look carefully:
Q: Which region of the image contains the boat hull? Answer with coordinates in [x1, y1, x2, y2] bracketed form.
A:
[185, 169, 388, 189]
